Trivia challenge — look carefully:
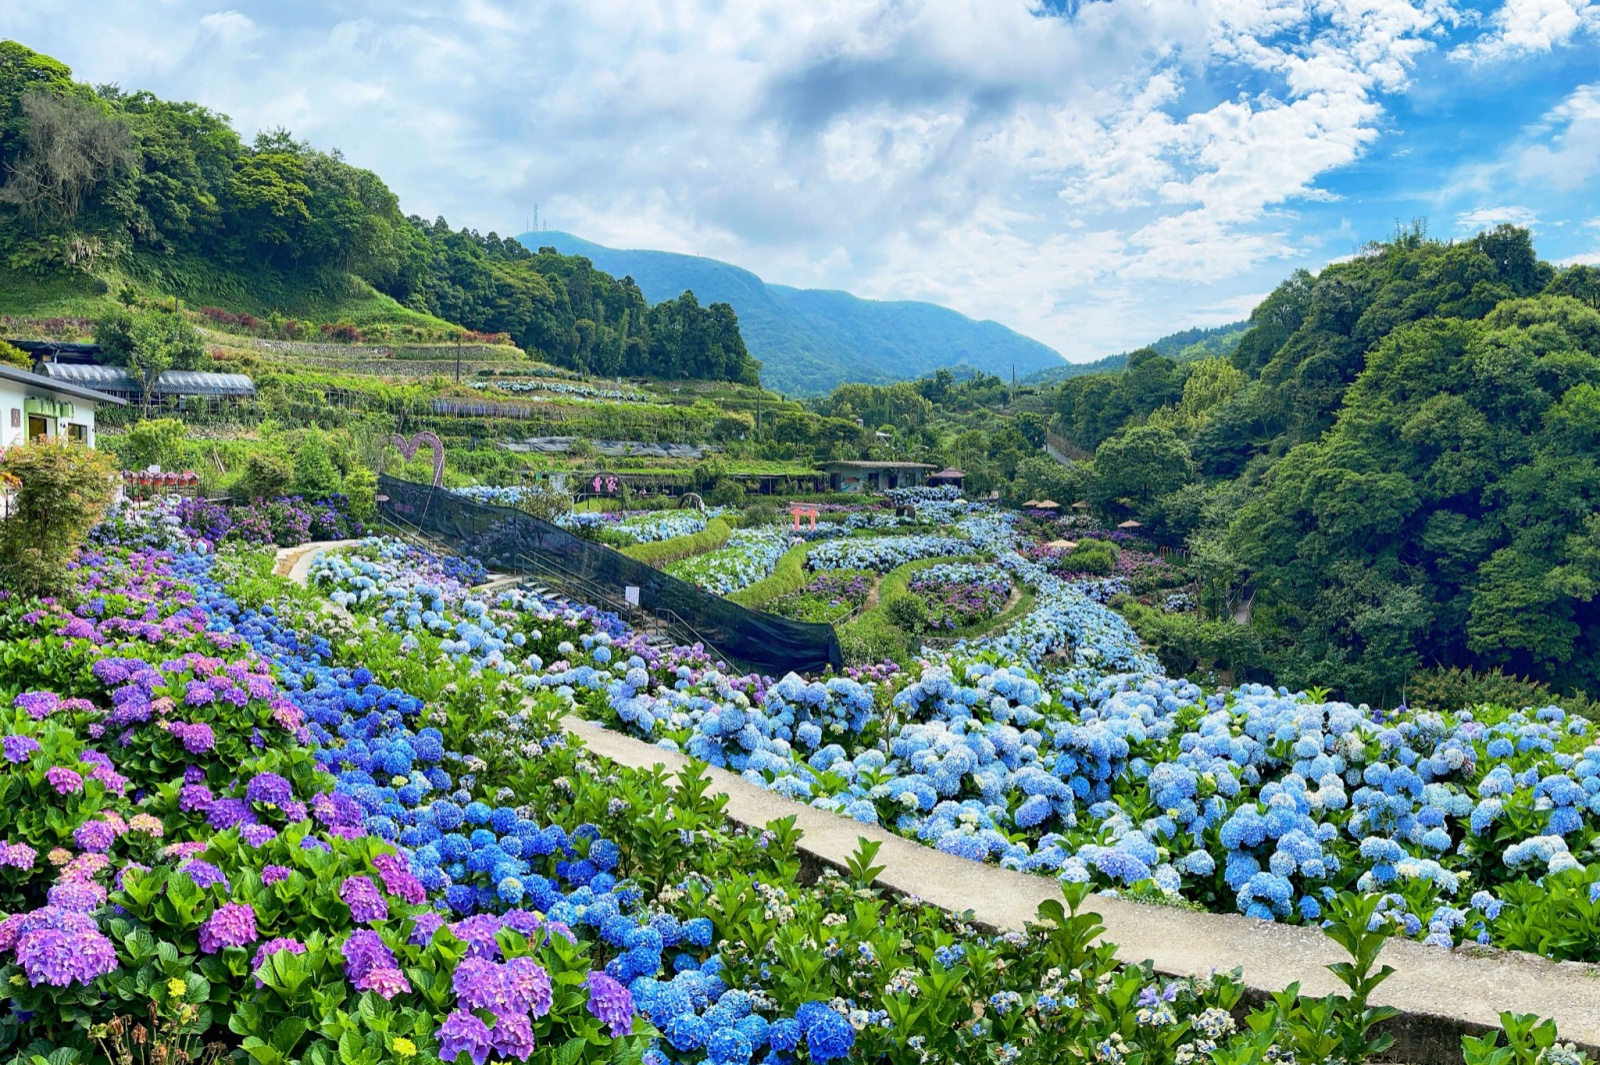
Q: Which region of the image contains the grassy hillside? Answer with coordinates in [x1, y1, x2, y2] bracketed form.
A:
[520, 230, 1065, 394]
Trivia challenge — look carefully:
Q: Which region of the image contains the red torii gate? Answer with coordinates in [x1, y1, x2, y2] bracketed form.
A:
[788, 502, 819, 531]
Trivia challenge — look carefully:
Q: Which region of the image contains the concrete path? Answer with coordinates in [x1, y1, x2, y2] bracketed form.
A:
[561, 714, 1600, 1061]
[271, 539, 1600, 1058]
[272, 539, 366, 582]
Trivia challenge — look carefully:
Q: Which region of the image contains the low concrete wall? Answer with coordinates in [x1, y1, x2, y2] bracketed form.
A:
[559, 715, 1600, 1063]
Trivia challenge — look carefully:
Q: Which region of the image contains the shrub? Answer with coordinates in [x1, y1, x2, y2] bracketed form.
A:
[291, 434, 342, 500]
[741, 500, 780, 528]
[0, 339, 30, 369]
[708, 478, 746, 507]
[1407, 666, 1595, 718]
[1064, 538, 1118, 575]
[883, 591, 929, 634]
[513, 481, 574, 523]
[343, 466, 378, 520]
[0, 439, 117, 595]
[237, 451, 293, 501]
[319, 321, 363, 343]
[1118, 598, 1267, 683]
[726, 542, 812, 608]
[113, 418, 189, 471]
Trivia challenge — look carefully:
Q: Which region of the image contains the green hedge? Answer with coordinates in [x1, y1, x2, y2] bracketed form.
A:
[725, 541, 811, 608]
[619, 518, 733, 567]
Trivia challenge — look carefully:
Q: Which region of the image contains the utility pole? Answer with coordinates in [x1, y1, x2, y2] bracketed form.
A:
[455, 334, 462, 384]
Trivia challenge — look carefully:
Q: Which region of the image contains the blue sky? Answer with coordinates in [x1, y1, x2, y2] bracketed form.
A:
[2, 0, 1598, 361]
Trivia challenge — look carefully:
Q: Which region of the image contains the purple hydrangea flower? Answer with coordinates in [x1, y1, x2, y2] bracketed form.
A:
[2, 735, 40, 763]
[245, 772, 293, 806]
[262, 864, 292, 886]
[340, 875, 389, 924]
[178, 784, 214, 812]
[240, 824, 278, 848]
[47, 881, 106, 912]
[341, 929, 398, 984]
[585, 970, 635, 1037]
[15, 692, 60, 720]
[45, 767, 83, 795]
[490, 1014, 536, 1062]
[372, 852, 427, 905]
[409, 912, 445, 946]
[179, 859, 230, 891]
[72, 820, 118, 853]
[356, 966, 412, 1000]
[437, 1010, 492, 1065]
[198, 902, 258, 954]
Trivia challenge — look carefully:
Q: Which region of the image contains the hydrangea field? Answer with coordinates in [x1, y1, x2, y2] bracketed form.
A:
[666, 530, 793, 595]
[1, 494, 1596, 1065]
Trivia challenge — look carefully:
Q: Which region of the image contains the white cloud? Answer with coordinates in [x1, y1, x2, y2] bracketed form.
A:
[197, 11, 256, 43]
[1451, 0, 1599, 62]
[1455, 205, 1542, 230]
[0, 0, 1509, 359]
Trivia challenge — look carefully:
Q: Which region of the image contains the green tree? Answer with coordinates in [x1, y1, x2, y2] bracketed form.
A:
[114, 417, 189, 471]
[291, 433, 342, 499]
[1091, 424, 1194, 509]
[0, 438, 118, 596]
[94, 308, 204, 412]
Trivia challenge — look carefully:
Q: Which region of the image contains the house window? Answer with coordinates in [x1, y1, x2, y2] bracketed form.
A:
[26, 414, 49, 441]
[67, 423, 88, 443]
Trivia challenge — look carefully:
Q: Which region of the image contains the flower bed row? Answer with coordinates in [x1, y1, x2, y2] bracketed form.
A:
[666, 530, 794, 596]
[6, 504, 1564, 1065]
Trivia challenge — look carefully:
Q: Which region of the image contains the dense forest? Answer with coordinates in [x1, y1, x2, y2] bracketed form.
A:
[0, 41, 758, 383]
[1048, 223, 1600, 704]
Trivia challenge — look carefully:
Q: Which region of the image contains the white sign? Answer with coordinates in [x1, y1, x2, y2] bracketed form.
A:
[624, 585, 640, 607]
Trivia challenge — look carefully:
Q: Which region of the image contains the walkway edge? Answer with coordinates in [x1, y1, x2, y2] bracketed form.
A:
[559, 714, 1600, 1062]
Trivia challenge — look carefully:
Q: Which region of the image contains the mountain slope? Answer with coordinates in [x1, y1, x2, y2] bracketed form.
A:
[515, 231, 1065, 394]
[1020, 322, 1249, 385]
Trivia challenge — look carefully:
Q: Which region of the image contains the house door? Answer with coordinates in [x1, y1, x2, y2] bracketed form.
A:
[26, 415, 49, 441]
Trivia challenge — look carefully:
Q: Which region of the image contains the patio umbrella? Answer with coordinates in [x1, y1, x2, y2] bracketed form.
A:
[1118, 519, 1143, 529]
[1036, 500, 1060, 509]
[1046, 539, 1077, 549]
[1071, 501, 1090, 510]
[1022, 499, 1042, 508]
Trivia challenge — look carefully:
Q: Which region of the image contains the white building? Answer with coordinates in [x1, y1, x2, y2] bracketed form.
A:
[0, 363, 126, 448]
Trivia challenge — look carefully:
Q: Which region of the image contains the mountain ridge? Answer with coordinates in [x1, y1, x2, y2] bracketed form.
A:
[515, 230, 1065, 394]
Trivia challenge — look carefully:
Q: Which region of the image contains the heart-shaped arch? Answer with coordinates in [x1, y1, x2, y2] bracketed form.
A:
[391, 432, 445, 487]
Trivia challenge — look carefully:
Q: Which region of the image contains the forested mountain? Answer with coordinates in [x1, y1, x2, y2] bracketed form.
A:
[1048, 224, 1600, 703]
[0, 40, 757, 383]
[520, 230, 1064, 394]
[1021, 322, 1248, 385]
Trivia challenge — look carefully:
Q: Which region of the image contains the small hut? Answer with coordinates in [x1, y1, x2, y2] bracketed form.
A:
[927, 467, 965, 488]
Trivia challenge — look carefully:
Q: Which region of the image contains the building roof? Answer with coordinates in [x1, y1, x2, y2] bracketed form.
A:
[822, 460, 935, 470]
[0, 363, 126, 406]
[40, 363, 255, 397]
[929, 467, 965, 478]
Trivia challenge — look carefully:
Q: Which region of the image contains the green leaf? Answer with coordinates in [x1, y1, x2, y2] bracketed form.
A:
[272, 1017, 309, 1056]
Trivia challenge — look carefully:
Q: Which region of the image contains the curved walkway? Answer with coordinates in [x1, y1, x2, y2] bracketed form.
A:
[273, 540, 1600, 1061]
